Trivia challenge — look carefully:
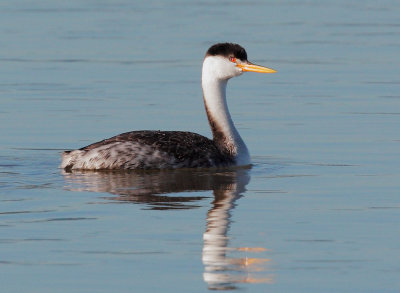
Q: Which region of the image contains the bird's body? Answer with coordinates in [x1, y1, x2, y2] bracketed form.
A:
[61, 130, 234, 170]
[61, 43, 276, 170]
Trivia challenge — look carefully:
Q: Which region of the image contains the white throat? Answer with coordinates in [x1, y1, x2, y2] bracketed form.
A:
[201, 56, 250, 166]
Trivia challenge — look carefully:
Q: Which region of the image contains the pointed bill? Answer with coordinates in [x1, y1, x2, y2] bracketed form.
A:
[237, 62, 277, 73]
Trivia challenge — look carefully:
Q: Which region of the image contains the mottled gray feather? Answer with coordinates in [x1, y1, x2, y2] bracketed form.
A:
[63, 131, 235, 170]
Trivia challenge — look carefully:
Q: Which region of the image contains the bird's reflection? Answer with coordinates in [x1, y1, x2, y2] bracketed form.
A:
[62, 167, 274, 289]
[202, 170, 274, 290]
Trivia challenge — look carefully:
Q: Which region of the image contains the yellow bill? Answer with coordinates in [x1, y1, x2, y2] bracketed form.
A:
[237, 62, 277, 73]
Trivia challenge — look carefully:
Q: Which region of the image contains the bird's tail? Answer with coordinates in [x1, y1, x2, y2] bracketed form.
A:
[60, 150, 83, 171]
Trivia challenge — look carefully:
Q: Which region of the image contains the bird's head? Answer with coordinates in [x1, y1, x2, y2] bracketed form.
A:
[203, 43, 276, 81]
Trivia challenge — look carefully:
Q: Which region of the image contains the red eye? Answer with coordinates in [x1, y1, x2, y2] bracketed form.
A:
[229, 57, 236, 63]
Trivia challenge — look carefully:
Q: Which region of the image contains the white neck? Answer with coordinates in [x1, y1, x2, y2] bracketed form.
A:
[201, 57, 250, 166]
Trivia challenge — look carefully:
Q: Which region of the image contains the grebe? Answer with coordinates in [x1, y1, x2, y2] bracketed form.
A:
[61, 43, 276, 170]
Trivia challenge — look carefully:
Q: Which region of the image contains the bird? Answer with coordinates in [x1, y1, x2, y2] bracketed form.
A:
[61, 43, 276, 170]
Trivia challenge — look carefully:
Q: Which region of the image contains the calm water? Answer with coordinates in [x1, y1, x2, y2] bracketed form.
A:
[1, 0, 400, 292]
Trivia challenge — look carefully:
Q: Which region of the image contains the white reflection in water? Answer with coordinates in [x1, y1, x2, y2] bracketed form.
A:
[62, 167, 274, 290]
[202, 171, 274, 290]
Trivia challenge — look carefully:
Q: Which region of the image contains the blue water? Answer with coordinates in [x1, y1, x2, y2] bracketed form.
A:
[1, 1, 400, 292]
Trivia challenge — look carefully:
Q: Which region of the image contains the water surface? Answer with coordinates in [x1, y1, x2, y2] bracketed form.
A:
[1, 0, 400, 292]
